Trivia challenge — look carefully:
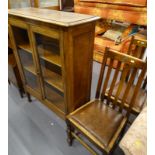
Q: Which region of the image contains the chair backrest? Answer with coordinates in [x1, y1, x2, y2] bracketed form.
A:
[95, 47, 147, 116]
[126, 35, 147, 88]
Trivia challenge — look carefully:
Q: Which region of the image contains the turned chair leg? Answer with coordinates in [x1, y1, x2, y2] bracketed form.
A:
[66, 120, 74, 146]
[26, 92, 32, 102]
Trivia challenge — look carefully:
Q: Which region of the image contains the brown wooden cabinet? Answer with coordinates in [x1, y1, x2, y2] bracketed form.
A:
[8, 8, 99, 119]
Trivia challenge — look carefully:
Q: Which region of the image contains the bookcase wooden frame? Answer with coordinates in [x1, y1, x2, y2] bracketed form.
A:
[8, 8, 99, 119]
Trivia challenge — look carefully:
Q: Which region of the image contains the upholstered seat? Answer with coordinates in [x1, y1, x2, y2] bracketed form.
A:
[68, 99, 126, 150]
[106, 82, 147, 113]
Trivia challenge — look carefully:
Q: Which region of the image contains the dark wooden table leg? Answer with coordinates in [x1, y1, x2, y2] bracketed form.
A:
[8, 79, 11, 85]
[26, 92, 32, 102]
[18, 88, 24, 98]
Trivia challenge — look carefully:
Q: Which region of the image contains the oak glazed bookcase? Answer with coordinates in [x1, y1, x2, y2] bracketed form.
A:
[8, 8, 100, 119]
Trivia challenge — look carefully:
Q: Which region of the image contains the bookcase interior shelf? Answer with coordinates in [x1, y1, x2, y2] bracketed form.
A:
[18, 43, 32, 54]
[24, 63, 36, 75]
[44, 82, 65, 112]
[36, 33, 61, 67]
[12, 26, 30, 47]
[41, 66, 63, 93]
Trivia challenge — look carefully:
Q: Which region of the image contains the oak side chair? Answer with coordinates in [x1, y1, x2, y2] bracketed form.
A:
[66, 48, 147, 155]
[109, 36, 147, 115]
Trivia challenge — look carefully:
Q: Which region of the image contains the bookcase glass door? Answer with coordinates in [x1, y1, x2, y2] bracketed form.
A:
[34, 32, 65, 112]
[11, 26, 40, 93]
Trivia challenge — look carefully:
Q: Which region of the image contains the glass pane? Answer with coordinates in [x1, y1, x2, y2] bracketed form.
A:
[24, 70, 39, 91]
[12, 26, 40, 92]
[35, 33, 65, 112]
[44, 83, 65, 112]
[9, 0, 31, 8]
[39, 0, 59, 7]
[35, 34, 61, 67]
[18, 49, 40, 92]
[11, 27, 31, 53]
[40, 60, 63, 91]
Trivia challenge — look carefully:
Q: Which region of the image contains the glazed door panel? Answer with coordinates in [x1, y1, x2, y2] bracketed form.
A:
[32, 29, 65, 113]
[11, 26, 41, 93]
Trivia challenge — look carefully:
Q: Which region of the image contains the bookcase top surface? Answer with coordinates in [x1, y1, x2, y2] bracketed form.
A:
[8, 8, 100, 27]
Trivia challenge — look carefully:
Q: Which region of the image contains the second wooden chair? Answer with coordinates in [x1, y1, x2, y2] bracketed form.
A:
[66, 48, 146, 155]
[109, 36, 147, 114]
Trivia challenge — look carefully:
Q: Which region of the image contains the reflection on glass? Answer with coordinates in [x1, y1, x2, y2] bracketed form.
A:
[44, 82, 65, 112]
[24, 70, 39, 91]
[11, 26, 40, 92]
[18, 49, 40, 92]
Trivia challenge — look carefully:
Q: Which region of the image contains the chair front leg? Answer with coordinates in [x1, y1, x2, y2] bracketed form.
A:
[66, 120, 74, 146]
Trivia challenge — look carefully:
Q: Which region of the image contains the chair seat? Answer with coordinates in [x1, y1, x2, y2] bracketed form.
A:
[106, 82, 147, 113]
[67, 100, 127, 150]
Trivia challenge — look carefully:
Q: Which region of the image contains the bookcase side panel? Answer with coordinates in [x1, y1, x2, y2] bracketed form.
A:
[63, 22, 96, 113]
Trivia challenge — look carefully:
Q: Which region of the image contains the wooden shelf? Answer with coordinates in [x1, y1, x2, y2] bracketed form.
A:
[18, 43, 32, 53]
[41, 66, 64, 93]
[38, 46, 61, 67]
[45, 83, 65, 113]
[24, 64, 36, 75]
